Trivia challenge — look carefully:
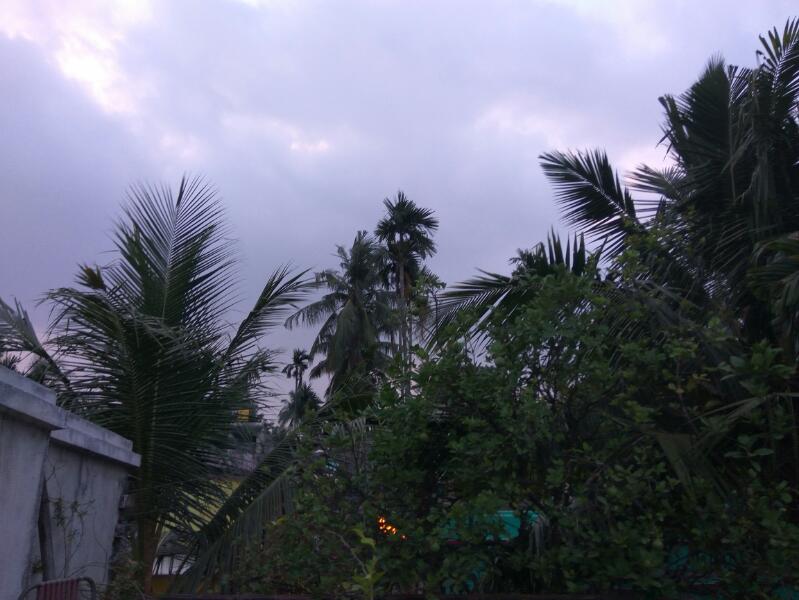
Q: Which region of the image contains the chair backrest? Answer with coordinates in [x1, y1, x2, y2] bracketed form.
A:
[17, 578, 96, 600]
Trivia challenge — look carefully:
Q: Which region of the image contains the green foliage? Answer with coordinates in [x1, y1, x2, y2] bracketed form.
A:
[103, 559, 146, 600]
[172, 21, 799, 597]
[225, 421, 375, 596]
[184, 20, 799, 598]
[232, 265, 799, 598]
[345, 527, 384, 600]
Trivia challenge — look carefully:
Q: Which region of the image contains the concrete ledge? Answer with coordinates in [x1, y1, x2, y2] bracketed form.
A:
[0, 365, 56, 404]
[0, 366, 141, 596]
[0, 368, 64, 431]
[0, 367, 140, 467]
[62, 410, 135, 453]
[50, 427, 141, 468]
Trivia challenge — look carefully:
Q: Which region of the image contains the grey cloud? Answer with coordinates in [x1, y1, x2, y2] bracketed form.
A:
[1, 0, 796, 404]
[0, 36, 154, 307]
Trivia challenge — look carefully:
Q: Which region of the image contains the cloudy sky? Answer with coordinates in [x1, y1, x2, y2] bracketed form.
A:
[0, 0, 795, 394]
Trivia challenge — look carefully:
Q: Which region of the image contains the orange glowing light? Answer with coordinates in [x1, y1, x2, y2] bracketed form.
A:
[377, 515, 401, 537]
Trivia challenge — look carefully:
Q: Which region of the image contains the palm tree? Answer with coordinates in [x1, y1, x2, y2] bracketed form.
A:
[442, 20, 799, 502]
[0, 297, 73, 388]
[286, 231, 395, 399]
[410, 266, 445, 343]
[278, 382, 321, 427]
[282, 348, 310, 391]
[375, 191, 439, 389]
[538, 19, 799, 348]
[0, 177, 310, 593]
[432, 230, 596, 347]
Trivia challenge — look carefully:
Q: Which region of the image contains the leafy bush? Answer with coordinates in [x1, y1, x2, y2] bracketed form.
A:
[235, 267, 799, 598]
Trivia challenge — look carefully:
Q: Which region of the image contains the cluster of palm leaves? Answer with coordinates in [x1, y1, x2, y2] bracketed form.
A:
[285, 192, 439, 402]
[432, 229, 594, 348]
[0, 178, 311, 594]
[432, 20, 799, 505]
[439, 19, 799, 356]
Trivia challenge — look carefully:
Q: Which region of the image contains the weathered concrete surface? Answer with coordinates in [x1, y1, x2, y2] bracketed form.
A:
[0, 367, 140, 600]
[44, 434, 134, 584]
[0, 408, 54, 599]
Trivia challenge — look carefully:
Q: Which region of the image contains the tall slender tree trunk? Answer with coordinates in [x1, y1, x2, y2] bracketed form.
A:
[398, 261, 406, 350]
[137, 510, 159, 594]
[398, 260, 412, 398]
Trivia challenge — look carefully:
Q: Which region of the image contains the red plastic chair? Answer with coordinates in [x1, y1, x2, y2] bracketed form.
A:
[17, 578, 97, 600]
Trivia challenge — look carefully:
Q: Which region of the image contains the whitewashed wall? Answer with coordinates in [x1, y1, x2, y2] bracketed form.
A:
[0, 367, 140, 600]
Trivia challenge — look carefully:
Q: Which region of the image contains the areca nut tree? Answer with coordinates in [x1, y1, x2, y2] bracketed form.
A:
[375, 191, 439, 388]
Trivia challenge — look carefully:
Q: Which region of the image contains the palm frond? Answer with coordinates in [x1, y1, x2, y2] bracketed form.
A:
[114, 176, 238, 332]
[540, 149, 640, 258]
[431, 231, 596, 348]
[226, 266, 312, 362]
[179, 470, 295, 591]
[375, 190, 439, 260]
[0, 297, 70, 391]
[756, 18, 799, 124]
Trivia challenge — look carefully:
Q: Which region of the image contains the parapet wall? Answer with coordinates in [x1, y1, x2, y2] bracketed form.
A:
[0, 366, 140, 600]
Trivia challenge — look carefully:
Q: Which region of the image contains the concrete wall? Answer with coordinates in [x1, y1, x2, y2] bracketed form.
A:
[44, 419, 137, 584]
[0, 367, 140, 600]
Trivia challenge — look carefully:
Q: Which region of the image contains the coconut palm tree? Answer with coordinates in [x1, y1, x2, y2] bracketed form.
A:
[286, 231, 396, 399]
[278, 382, 321, 427]
[282, 348, 310, 391]
[432, 230, 596, 348]
[0, 177, 310, 593]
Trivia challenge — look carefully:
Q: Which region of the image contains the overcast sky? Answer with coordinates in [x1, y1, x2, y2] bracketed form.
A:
[1, 1, 796, 404]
